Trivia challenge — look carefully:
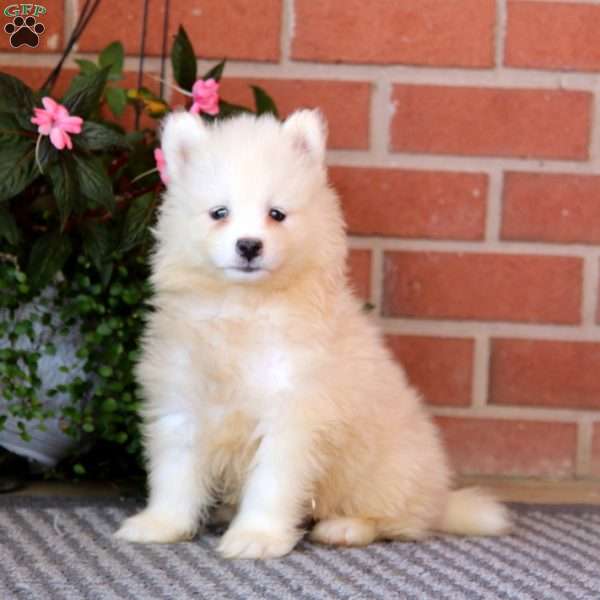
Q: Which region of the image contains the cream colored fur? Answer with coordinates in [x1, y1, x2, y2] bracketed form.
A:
[115, 109, 510, 558]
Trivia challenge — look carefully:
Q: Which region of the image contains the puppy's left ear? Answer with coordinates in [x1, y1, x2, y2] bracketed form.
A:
[283, 109, 327, 164]
[160, 110, 208, 182]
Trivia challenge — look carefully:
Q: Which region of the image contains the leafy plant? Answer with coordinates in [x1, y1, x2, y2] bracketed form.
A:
[0, 26, 278, 479]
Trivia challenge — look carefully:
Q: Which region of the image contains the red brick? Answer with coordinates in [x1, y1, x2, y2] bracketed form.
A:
[490, 339, 600, 410]
[391, 85, 592, 160]
[383, 252, 582, 324]
[77, 0, 281, 61]
[0, 2, 63, 52]
[506, 2, 600, 71]
[502, 172, 600, 244]
[386, 336, 473, 406]
[217, 78, 370, 150]
[330, 167, 487, 240]
[347, 249, 371, 302]
[436, 417, 577, 477]
[292, 0, 495, 67]
[591, 423, 600, 477]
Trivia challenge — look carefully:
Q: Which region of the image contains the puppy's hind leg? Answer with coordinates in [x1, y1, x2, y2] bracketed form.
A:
[310, 517, 377, 547]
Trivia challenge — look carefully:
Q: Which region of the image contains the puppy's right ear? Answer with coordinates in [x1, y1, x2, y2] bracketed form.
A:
[283, 109, 327, 165]
[160, 111, 208, 182]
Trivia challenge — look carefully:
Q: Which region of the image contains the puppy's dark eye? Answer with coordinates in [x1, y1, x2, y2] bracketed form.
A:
[209, 206, 229, 221]
[269, 208, 286, 223]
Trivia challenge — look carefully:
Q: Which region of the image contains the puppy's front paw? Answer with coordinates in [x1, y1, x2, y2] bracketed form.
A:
[115, 510, 197, 544]
[218, 524, 299, 559]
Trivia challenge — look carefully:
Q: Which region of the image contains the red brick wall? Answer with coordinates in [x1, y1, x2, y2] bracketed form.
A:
[4, 0, 600, 480]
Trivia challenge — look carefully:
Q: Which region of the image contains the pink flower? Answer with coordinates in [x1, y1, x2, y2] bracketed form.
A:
[31, 97, 83, 151]
[190, 78, 219, 116]
[154, 148, 169, 184]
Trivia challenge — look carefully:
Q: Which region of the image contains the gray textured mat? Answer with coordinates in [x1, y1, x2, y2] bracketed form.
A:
[1, 496, 599, 599]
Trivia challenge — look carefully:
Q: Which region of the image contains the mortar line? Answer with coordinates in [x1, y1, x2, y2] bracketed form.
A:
[350, 235, 600, 256]
[346, 239, 383, 317]
[485, 168, 504, 242]
[380, 318, 600, 342]
[7, 50, 600, 89]
[369, 75, 390, 159]
[472, 334, 490, 408]
[430, 405, 600, 423]
[576, 419, 594, 478]
[198, 63, 600, 92]
[582, 254, 599, 326]
[370, 241, 384, 318]
[280, 0, 294, 66]
[163, 60, 172, 104]
[326, 151, 600, 174]
[64, 0, 77, 48]
[495, 0, 507, 70]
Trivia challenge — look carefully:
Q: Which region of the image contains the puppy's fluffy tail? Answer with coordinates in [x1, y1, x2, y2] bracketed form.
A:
[437, 487, 511, 536]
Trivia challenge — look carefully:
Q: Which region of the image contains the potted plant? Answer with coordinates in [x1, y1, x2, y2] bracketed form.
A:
[0, 26, 278, 477]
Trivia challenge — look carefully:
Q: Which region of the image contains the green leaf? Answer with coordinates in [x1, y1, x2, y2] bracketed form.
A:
[48, 155, 79, 225]
[100, 261, 113, 287]
[99, 366, 113, 377]
[0, 112, 31, 144]
[203, 59, 226, 82]
[73, 463, 86, 475]
[0, 139, 37, 202]
[120, 192, 155, 253]
[171, 26, 197, 91]
[99, 42, 124, 81]
[80, 221, 111, 271]
[77, 121, 129, 151]
[27, 230, 72, 290]
[125, 130, 145, 146]
[13, 108, 37, 132]
[62, 74, 90, 99]
[62, 67, 110, 119]
[36, 136, 58, 171]
[115, 431, 128, 444]
[217, 100, 252, 118]
[105, 86, 128, 117]
[0, 204, 20, 246]
[251, 86, 279, 118]
[102, 397, 118, 412]
[97, 322, 111, 336]
[74, 59, 99, 76]
[0, 73, 35, 113]
[72, 154, 115, 213]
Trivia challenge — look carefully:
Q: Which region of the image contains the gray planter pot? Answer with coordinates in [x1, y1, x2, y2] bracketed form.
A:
[0, 286, 88, 467]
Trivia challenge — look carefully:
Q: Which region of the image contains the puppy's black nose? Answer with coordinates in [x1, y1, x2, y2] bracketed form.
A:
[236, 238, 263, 261]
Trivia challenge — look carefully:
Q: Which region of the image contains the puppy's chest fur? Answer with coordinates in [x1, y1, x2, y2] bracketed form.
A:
[197, 318, 294, 498]
[203, 320, 294, 398]
[181, 297, 320, 411]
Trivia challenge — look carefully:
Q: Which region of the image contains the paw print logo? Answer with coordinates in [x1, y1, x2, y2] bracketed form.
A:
[5, 16, 45, 48]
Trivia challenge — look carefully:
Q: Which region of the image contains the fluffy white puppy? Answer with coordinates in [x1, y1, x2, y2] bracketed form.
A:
[115, 109, 510, 559]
